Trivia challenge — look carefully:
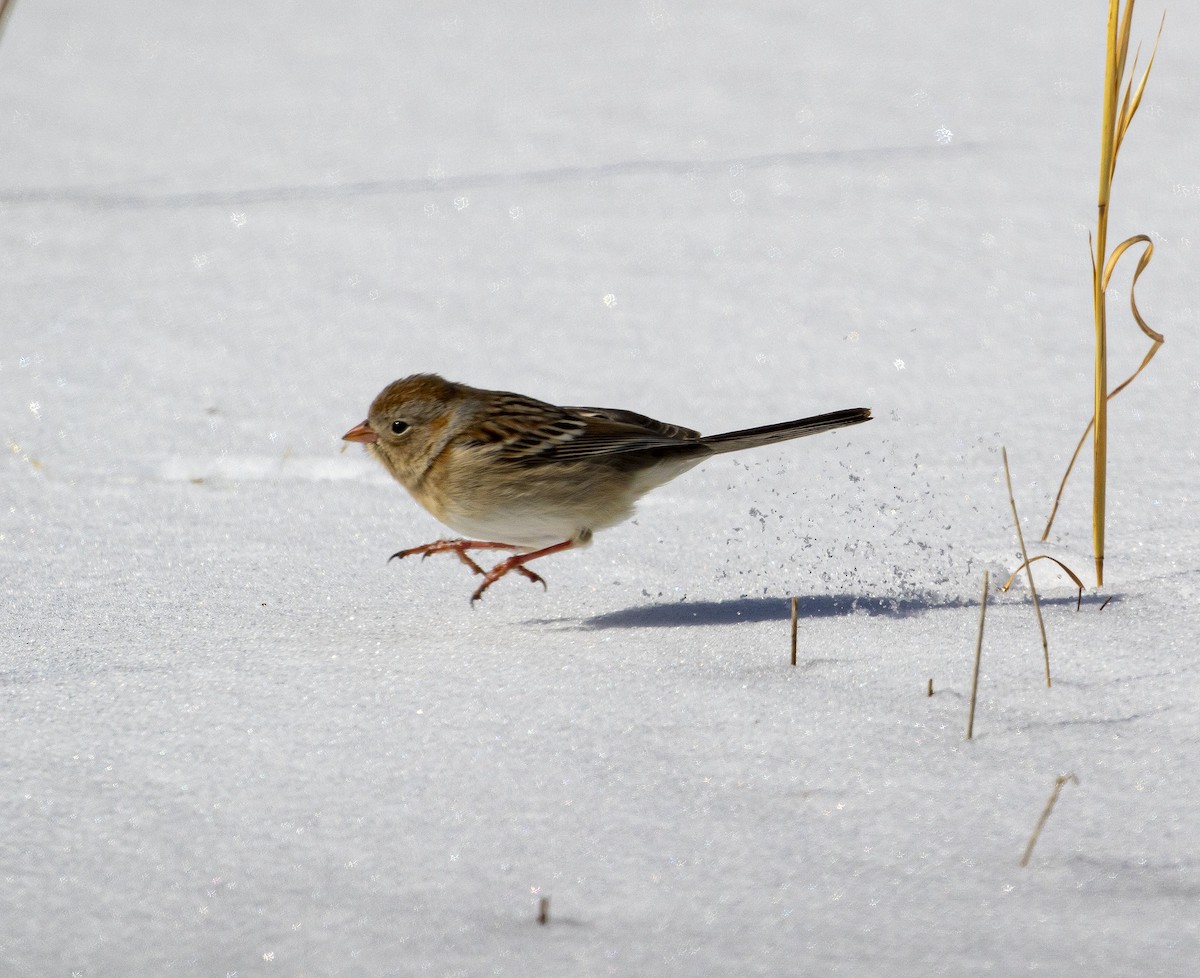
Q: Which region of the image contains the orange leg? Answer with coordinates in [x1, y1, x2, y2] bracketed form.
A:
[389, 538, 545, 587]
[470, 539, 576, 604]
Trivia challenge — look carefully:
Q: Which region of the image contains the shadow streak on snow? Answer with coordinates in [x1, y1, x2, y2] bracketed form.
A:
[576, 593, 965, 630]
[533, 590, 1120, 630]
[1065, 855, 1200, 899]
[974, 706, 1171, 743]
[1020, 709, 1169, 732]
[0, 143, 979, 211]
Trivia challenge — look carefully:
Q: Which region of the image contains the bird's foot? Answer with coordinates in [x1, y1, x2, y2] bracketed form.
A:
[470, 563, 547, 603]
[469, 540, 575, 604]
[387, 538, 574, 603]
[388, 538, 545, 589]
[390, 538, 518, 574]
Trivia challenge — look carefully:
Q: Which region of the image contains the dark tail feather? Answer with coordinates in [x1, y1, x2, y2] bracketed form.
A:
[700, 407, 872, 455]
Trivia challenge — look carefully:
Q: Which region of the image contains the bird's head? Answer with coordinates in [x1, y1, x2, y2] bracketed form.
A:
[343, 373, 469, 487]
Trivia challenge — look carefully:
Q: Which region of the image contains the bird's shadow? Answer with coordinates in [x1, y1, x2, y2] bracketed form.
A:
[531, 591, 1118, 630]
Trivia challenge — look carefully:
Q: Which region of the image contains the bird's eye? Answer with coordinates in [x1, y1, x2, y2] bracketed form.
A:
[391, 419, 410, 434]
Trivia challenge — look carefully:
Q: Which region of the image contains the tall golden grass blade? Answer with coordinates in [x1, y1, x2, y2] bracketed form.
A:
[1091, 1, 1126, 587]
[1118, 22, 1164, 148]
[1098, 5, 1121, 199]
[1111, 51, 1140, 178]
[1092, 304, 1108, 586]
[1043, 1, 1162, 580]
[1115, 0, 1135, 82]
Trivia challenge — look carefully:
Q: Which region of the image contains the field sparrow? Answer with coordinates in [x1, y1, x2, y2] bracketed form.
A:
[344, 374, 871, 602]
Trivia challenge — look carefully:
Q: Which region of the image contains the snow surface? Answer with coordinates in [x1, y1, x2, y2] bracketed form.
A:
[3, 1, 1199, 975]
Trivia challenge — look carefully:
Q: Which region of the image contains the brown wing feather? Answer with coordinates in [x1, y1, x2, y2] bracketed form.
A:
[460, 394, 703, 466]
[566, 406, 701, 442]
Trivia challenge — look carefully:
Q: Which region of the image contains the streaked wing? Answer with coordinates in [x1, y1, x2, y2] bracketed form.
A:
[567, 406, 701, 442]
[462, 394, 702, 465]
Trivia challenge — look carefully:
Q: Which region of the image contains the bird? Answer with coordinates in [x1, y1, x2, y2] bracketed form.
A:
[343, 373, 871, 603]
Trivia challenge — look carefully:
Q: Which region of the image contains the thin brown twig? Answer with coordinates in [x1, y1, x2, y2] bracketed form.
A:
[1003, 448, 1051, 688]
[1020, 774, 1080, 867]
[1001, 554, 1086, 594]
[1001, 554, 1085, 612]
[966, 570, 989, 741]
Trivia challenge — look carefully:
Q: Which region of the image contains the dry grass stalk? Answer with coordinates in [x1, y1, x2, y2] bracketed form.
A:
[1041, 310, 1161, 544]
[1001, 554, 1085, 610]
[966, 570, 989, 741]
[1020, 774, 1080, 867]
[1003, 448, 1051, 688]
[790, 596, 798, 667]
[1043, 0, 1163, 586]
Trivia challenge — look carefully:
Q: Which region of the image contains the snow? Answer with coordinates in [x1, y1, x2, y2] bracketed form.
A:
[2, 1, 1198, 975]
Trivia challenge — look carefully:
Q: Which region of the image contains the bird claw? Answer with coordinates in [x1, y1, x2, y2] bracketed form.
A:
[469, 558, 550, 604]
[517, 566, 547, 589]
[389, 543, 438, 562]
[388, 539, 500, 571]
